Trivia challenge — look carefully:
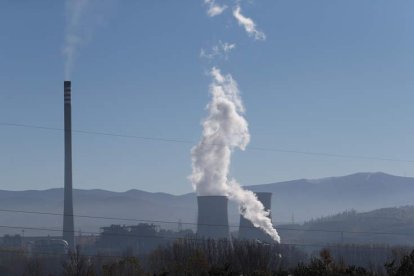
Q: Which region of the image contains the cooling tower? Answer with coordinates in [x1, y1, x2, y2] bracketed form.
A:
[63, 81, 75, 250]
[197, 196, 230, 239]
[238, 192, 273, 242]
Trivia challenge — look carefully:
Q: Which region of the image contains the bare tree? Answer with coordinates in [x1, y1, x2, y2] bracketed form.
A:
[62, 246, 95, 276]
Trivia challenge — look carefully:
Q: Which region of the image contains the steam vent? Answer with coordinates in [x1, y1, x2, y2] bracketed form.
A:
[238, 192, 273, 242]
[63, 80, 75, 249]
[197, 196, 230, 239]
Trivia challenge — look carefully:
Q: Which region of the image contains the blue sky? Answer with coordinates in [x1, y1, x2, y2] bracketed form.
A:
[1, 0, 414, 194]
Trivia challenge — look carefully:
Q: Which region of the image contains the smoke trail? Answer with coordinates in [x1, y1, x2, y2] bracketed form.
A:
[190, 67, 281, 242]
[63, 0, 88, 79]
[233, 5, 266, 41]
[200, 41, 236, 60]
[204, 0, 227, 17]
[63, 0, 112, 79]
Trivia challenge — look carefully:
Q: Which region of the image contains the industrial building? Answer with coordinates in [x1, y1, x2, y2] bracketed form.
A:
[238, 192, 273, 243]
[197, 195, 231, 239]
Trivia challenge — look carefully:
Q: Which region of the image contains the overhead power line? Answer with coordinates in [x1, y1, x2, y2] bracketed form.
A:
[1, 122, 413, 163]
[0, 122, 191, 144]
[0, 208, 413, 237]
[0, 224, 410, 253]
[0, 241, 404, 260]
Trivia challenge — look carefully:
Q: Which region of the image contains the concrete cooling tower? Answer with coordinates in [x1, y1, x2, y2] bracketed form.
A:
[238, 192, 273, 242]
[197, 196, 230, 239]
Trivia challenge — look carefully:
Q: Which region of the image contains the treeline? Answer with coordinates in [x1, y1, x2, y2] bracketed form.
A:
[282, 207, 414, 246]
[1, 239, 414, 275]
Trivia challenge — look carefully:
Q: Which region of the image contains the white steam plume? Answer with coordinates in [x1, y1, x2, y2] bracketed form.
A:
[190, 67, 280, 242]
[63, 0, 112, 79]
[228, 180, 280, 242]
[63, 0, 90, 79]
[204, 0, 227, 17]
[63, 0, 83, 79]
[233, 5, 266, 41]
[200, 41, 236, 60]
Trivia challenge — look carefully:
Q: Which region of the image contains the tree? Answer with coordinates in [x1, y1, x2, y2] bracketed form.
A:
[23, 257, 43, 276]
[62, 246, 95, 276]
[102, 256, 145, 276]
[385, 249, 414, 276]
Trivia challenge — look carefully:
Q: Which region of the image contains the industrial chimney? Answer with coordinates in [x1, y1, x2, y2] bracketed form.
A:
[238, 192, 273, 242]
[197, 196, 230, 239]
[63, 81, 75, 250]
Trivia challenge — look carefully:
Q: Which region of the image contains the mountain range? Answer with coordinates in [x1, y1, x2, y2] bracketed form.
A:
[1, 172, 413, 236]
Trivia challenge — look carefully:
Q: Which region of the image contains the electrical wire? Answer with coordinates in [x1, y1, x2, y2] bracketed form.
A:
[0, 208, 413, 237]
[0, 224, 410, 252]
[1, 122, 413, 163]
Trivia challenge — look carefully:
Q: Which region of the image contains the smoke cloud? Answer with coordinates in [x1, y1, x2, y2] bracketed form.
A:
[228, 180, 280, 242]
[190, 67, 280, 242]
[63, 0, 112, 79]
[63, 0, 89, 79]
[233, 5, 266, 41]
[200, 41, 236, 60]
[204, 0, 227, 17]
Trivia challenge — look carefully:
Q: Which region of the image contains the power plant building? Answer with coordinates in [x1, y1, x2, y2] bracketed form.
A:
[197, 196, 230, 239]
[238, 192, 273, 242]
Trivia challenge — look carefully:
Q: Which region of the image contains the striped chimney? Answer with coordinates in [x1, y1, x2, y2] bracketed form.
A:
[63, 81, 75, 250]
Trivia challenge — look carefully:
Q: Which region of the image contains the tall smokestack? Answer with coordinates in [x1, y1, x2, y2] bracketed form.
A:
[63, 81, 75, 250]
[197, 196, 230, 239]
[239, 192, 273, 242]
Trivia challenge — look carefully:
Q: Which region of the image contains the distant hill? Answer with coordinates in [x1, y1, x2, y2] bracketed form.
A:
[278, 206, 414, 246]
[249, 172, 414, 224]
[1, 172, 414, 237]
